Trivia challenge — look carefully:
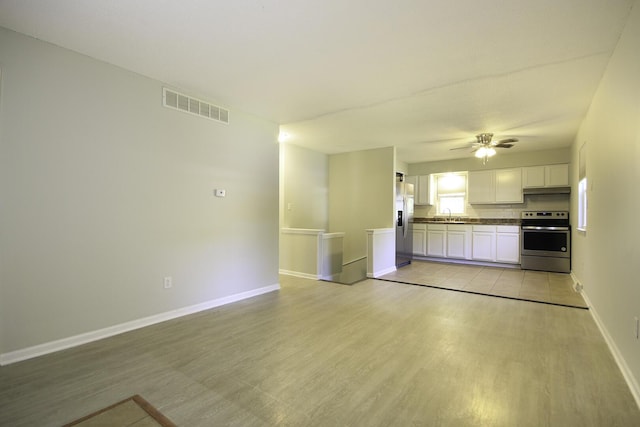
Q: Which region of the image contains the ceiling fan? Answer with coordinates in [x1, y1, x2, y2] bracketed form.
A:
[450, 133, 518, 163]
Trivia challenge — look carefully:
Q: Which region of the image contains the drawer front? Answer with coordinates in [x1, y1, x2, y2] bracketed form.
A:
[428, 223, 446, 231]
[447, 224, 470, 232]
[472, 225, 496, 232]
[497, 225, 520, 233]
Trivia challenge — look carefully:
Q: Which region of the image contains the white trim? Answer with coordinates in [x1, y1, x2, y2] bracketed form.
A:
[322, 232, 345, 239]
[278, 269, 320, 280]
[581, 288, 640, 409]
[0, 283, 280, 366]
[365, 228, 395, 235]
[368, 266, 397, 278]
[280, 228, 325, 235]
[570, 271, 583, 292]
[343, 255, 366, 265]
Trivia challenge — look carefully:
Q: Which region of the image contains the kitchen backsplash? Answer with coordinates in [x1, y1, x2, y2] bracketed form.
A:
[414, 194, 570, 219]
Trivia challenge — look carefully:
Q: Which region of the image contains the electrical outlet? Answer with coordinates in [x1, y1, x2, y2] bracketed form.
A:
[635, 317, 639, 340]
[163, 276, 172, 289]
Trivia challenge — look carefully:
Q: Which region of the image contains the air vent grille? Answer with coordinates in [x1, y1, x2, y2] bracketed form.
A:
[162, 88, 229, 124]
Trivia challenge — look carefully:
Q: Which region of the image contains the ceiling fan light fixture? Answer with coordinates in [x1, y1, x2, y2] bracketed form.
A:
[475, 146, 497, 164]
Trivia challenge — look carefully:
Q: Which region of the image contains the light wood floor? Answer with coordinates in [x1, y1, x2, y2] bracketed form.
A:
[381, 260, 587, 308]
[1, 275, 639, 426]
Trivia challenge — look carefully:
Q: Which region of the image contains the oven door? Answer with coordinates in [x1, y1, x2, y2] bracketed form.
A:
[521, 226, 570, 258]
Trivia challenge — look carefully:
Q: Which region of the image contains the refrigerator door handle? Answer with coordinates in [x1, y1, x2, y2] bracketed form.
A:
[402, 199, 408, 238]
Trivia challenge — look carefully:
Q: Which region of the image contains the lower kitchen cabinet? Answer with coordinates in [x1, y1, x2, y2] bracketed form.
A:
[427, 224, 446, 257]
[412, 224, 427, 256]
[446, 224, 471, 259]
[472, 226, 496, 261]
[417, 222, 520, 265]
[496, 226, 520, 263]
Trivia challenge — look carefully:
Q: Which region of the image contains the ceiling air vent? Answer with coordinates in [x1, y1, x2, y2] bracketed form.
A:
[162, 88, 229, 124]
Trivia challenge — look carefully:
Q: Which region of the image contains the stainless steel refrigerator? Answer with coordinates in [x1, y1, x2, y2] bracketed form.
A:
[395, 181, 414, 268]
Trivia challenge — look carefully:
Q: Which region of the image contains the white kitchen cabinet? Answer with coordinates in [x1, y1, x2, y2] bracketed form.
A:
[405, 175, 418, 196]
[522, 166, 545, 187]
[472, 225, 496, 261]
[412, 224, 427, 256]
[495, 169, 523, 203]
[468, 171, 495, 204]
[496, 226, 520, 264]
[427, 224, 446, 257]
[523, 164, 569, 188]
[446, 224, 471, 259]
[406, 175, 432, 205]
[422, 223, 518, 265]
[546, 164, 569, 187]
[469, 169, 522, 204]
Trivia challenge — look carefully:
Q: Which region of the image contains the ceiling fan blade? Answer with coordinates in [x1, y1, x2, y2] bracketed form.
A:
[495, 143, 514, 148]
[449, 145, 474, 151]
[498, 138, 518, 144]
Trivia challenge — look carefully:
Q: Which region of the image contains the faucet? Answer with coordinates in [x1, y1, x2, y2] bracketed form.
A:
[445, 208, 452, 222]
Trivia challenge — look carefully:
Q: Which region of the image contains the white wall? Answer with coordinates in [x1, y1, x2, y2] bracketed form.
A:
[395, 158, 408, 176]
[0, 27, 279, 356]
[279, 143, 328, 230]
[570, 1, 640, 400]
[329, 147, 395, 263]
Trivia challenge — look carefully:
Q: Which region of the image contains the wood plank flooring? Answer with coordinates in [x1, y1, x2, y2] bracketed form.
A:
[1, 275, 638, 426]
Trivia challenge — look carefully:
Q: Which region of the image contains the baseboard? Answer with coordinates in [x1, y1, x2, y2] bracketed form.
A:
[580, 288, 640, 409]
[279, 269, 320, 280]
[368, 266, 396, 278]
[412, 256, 521, 269]
[570, 271, 583, 292]
[0, 283, 280, 366]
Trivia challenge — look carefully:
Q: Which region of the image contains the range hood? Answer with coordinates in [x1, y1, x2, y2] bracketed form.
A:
[523, 186, 571, 195]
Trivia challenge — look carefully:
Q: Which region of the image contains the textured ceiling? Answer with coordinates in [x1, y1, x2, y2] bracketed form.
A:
[0, 0, 635, 163]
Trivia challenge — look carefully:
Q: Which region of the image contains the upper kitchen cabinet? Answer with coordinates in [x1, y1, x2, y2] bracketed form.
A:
[406, 175, 433, 205]
[522, 164, 569, 188]
[468, 170, 494, 204]
[468, 168, 523, 204]
[495, 168, 523, 203]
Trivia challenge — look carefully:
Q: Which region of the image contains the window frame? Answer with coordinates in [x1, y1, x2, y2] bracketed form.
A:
[577, 142, 587, 232]
[577, 177, 587, 231]
[433, 172, 468, 217]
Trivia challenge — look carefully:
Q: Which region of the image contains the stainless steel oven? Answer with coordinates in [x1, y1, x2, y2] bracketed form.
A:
[520, 211, 570, 273]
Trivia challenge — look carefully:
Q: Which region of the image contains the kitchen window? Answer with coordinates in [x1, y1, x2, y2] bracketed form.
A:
[434, 172, 467, 216]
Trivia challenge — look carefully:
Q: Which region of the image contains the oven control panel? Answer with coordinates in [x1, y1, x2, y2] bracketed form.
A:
[521, 211, 569, 219]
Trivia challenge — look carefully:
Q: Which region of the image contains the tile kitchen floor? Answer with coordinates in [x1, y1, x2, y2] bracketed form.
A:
[379, 260, 587, 308]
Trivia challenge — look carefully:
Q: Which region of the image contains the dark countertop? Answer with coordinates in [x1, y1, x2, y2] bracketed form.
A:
[413, 217, 521, 225]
